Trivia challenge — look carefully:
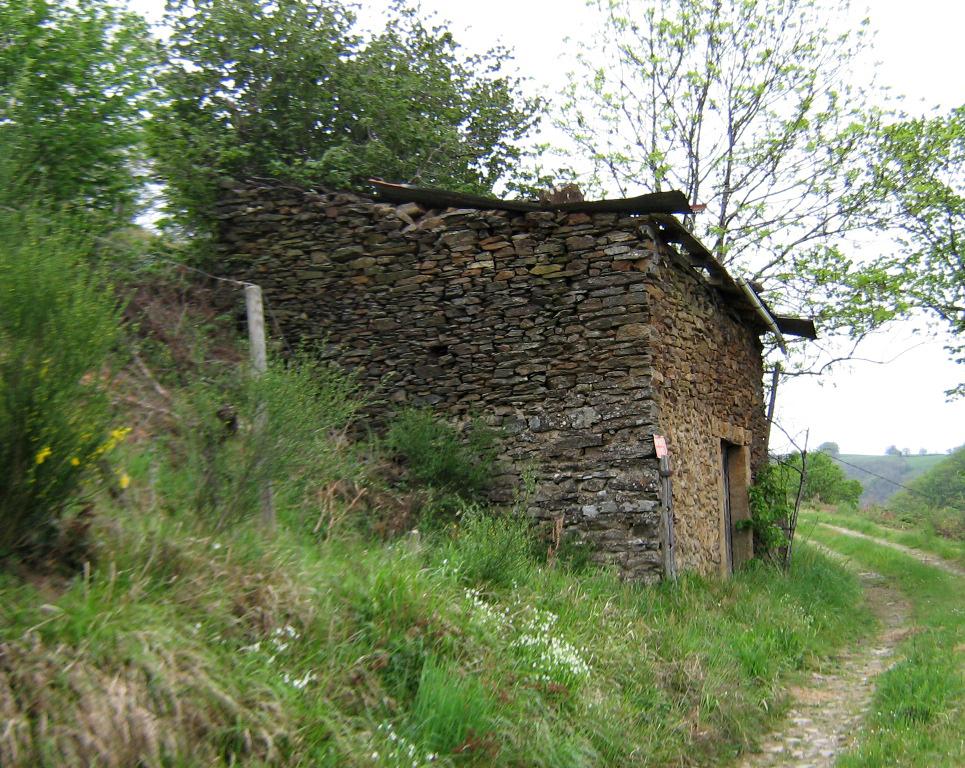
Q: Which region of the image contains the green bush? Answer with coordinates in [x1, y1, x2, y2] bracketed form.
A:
[386, 408, 497, 500]
[0, 208, 122, 562]
[747, 462, 793, 555]
[779, 450, 862, 507]
[165, 352, 363, 527]
[886, 446, 964, 540]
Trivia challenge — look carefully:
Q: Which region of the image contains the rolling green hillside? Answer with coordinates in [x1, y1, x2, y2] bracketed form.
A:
[836, 454, 949, 506]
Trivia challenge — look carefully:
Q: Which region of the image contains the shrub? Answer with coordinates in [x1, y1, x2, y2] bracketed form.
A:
[165, 351, 363, 527]
[779, 450, 862, 507]
[746, 463, 793, 556]
[0, 208, 122, 562]
[386, 408, 497, 500]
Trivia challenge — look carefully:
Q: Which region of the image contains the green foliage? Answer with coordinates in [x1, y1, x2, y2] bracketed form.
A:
[801, 451, 863, 508]
[836, 451, 946, 506]
[408, 655, 494, 756]
[747, 462, 793, 554]
[886, 445, 965, 541]
[817, 441, 840, 456]
[386, 408, 497, 502]
[556, 0, 953, 362]
[771, 450, 863, 509]
[863, 106, 965, 397]
[748, 450, 861, 556]
[166, 352, 363, 527]
[447, 505, 538, 589]
[0, 207, 123, 562]
[0, 445, 874, 767]
[149, 0, 538, 234]
[0, 0, 157, 219]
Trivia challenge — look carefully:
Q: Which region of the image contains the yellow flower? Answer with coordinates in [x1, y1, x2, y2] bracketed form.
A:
[70, 457, 81, 467]
[110, 427, 132, 442]
[35, 446, 52, 465]
[118, 472, 130, 490]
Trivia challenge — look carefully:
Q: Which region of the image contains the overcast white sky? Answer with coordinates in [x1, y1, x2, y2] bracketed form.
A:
[131, 0, 964, 455]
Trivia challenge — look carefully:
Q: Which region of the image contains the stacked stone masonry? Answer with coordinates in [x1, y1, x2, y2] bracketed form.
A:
[215, 180, 769, 582]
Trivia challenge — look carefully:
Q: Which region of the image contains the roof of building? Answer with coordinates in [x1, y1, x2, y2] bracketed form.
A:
[369, 180, 817, 343]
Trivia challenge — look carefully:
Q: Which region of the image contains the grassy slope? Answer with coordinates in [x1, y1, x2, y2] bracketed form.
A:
[805, 527, 964, 767]
[798, 508, 965, 568]
[0, 501, 875, 767]
[0, 270, 880, 767]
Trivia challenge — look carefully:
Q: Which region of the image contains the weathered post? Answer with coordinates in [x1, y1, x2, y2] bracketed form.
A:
[245, 284, 276, 530]
[654, 434, 677, 581]
[765, 363, 781, 449]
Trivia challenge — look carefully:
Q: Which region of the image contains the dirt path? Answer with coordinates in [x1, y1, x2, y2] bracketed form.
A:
[817, 523, 965, 578]
[738, 548, 912, 768]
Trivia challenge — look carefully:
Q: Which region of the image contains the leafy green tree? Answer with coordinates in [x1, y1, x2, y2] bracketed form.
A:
[149, 0, 538, 234]
[0, 0, 157, 219]
[901, 445, 964, 512]
[802, 451, 862, 507]
[862, 107, 964, 397]
[817, 441, 840, 457]
[557, 0, 912, 350]
[775, 451, 862, 508]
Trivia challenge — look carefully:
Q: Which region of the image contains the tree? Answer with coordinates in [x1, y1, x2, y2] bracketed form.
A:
[887, 445, 964, 537]
[862, 107, 964, 397]
[558, 0, 910, 354]
[0, 0, 157, 219]
[780, 451, 862, 507]
[817, 441, 840, 457]
[148, 0, 538, 234]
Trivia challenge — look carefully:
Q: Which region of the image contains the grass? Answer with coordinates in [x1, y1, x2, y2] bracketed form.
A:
[803, 526, 965, 767]
[0, 499, 876, 767]
[0, 266, 880, 766]
[799, 507, 965, 568]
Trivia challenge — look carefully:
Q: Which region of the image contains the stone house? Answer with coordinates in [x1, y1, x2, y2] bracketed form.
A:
[215, 178, 815, 582]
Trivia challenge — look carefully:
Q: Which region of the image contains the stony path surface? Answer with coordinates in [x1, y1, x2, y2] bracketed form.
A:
[818, 523, 965, 578]
[738, 549, 912, 768]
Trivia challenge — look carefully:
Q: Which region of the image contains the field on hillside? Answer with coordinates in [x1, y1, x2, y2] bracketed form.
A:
[837, 454, 947, 506]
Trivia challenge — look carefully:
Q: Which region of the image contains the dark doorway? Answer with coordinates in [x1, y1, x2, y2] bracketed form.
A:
[721, 442, 737, 573]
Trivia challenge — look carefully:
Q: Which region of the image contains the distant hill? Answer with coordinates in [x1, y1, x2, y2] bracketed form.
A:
[835, 453, 949, 506]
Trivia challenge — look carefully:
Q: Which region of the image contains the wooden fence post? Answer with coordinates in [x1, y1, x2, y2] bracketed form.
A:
[245, 284, 276, 530]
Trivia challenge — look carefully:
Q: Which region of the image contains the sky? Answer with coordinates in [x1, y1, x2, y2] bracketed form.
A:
[130, 0, 964, 456]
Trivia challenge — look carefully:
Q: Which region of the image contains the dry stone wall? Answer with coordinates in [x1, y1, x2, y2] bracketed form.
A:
[647, 256, 767, 574]
[215, 179, 768, 581]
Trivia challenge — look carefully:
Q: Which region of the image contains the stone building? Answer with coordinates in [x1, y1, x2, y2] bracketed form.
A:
[215, 178, 815, 582]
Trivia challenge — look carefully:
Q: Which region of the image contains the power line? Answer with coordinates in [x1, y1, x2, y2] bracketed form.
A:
[824, 452, 936, 502]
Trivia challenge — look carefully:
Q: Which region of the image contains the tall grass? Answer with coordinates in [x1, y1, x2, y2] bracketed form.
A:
[0, 495, 874, 766]
[157, 351, 363, 529]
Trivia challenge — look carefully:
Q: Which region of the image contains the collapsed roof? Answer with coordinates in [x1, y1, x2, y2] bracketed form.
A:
[369, 180, 817, 346]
